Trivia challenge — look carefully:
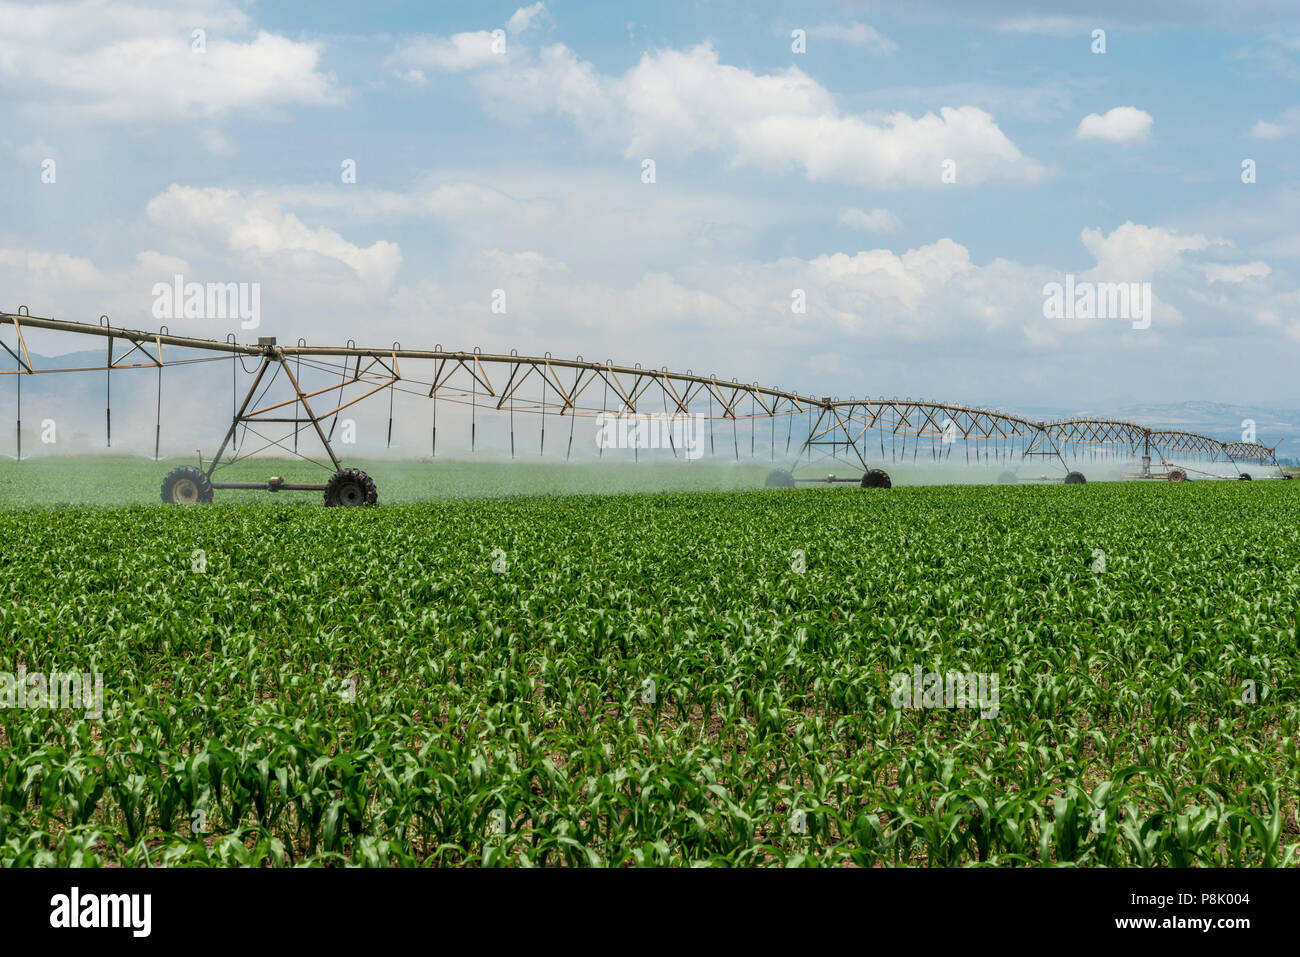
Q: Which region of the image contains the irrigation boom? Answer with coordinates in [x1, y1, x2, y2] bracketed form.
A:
[2, 309, 1288, 505]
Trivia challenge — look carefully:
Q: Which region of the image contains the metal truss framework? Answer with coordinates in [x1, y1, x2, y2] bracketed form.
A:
[1, 310, 1285, 482]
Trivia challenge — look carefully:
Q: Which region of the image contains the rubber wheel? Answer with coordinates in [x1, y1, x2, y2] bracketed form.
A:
[765, 468, 796, 488]
[1166, 468, 1187, 482]
[1237, 473, 1252, 481]
[1064, 471, 1086, 485]
[997, 472, 1018, 485]
[161, 465, 214, 505]
[324, 468, 378, 507]
[860, 468, 892, 489]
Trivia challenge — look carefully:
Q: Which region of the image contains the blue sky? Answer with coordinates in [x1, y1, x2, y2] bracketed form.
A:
[2, 0, 1298, 416]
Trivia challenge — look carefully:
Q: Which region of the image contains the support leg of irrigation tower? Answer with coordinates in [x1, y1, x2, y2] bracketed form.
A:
[1024, 427, 1070, 474]
[277, 351, 343, 472]
[206, 354, 272, 478]
[206, 348, 350, 478]
[1268, 445, 1285, 477]
[792, 404, 829, 469]
[833, 406, 871, 472]
[1221, 447, 1242, 478]
[793, 403, 873, 476]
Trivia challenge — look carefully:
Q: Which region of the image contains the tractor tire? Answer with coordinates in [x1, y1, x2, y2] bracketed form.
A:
[1166, 468, 1187, 482]
[765, 468, 796, 488]
[1237, 472, 1252, 481]
[161, 465, 214, 505]
[997, 471, 1018, 485]
[860, 468, 892, 489]
[1064, 471, 1087, 485]
[324, 468, 379, 507]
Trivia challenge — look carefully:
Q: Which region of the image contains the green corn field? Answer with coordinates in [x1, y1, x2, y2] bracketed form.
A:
[1, 459, 1297, 866]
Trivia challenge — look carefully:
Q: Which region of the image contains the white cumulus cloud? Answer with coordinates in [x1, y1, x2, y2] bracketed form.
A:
[389, 32, 504, 83]
[1081, 221, 1209, 281]
[465, 42, 1043, 188]
[0, 1, 339, 122]
[1249, 108, 1300, 140]
[145, 185, 403, 290]
[506, 3, 550, 35]
[1076, 106, 1154, 142]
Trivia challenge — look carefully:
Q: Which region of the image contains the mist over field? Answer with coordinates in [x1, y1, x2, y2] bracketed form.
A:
[0, 453, 1263, 510]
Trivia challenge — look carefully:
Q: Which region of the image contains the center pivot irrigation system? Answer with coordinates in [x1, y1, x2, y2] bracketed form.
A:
[2, 308, 1289, 505]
